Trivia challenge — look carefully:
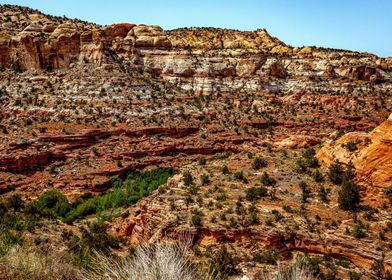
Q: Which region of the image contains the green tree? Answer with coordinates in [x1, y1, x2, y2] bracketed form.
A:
[338, 181, 360, 211]
[328, 161, 345, 184]
[25, 190, 70, 218]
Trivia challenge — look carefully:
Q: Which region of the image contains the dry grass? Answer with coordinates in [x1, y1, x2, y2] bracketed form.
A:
[0, 245, 80, 280]
[82, 242, 214, 280]
[256, 258, 316, 280]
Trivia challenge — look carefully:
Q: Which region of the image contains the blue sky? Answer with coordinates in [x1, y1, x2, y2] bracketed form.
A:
[1, 0, 391, 57]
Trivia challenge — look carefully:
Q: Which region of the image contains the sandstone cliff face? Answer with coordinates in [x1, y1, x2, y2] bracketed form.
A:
[317, 115, 392, 189]
[1, 5, 391, 97]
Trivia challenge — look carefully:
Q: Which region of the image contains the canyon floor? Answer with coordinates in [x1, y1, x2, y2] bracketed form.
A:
[0, 4, 392, 280]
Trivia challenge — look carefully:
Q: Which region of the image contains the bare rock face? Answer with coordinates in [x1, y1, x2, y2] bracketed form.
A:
[131, 25, 171, 48]
[317, 117, 392, 188]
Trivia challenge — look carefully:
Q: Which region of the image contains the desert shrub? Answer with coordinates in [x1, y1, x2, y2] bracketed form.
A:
[185, 195, 194, 206]
[235, 200, 245, 215]
[302, 147, 316, 158]
[188, 185, 199, 195]
[295, 158, 307, 173]
[229, 217, 238, 227]
[329, 161, 356, 186]
[343, 139, 361, 152]
[317, 186, 329, 203]
[200, 174, 210, 186]
[304, 158, 319, 169]
[338, 181, 360, 211]
[352, 224, 366, 239]
[282, 205, 295, 213]
[208, 245, 237, 277]
[362, 206, 378, 220]
[183, 171, 193, 186]
[0, 212, 26, 231]
[271, 209, 283, 222]
[349, 271, 362, 280]
[312, 169, 324, 182]
[252, 156, 267, 170]
[334, 130, 346, 140]
[25, 190, 71, 219]
[260, 172, 276, 187]
[0, 202, 7, 217]
[191, 211, 203, 227]
[265, 217, 274, 226]
[221, 165, 229, 174]
[370, 259, 390, 279]
[65, 199, 99, 224]
[336, 258, 350, 268]
[300, 181, 311, 203]
[109, 176, 122, 189]
[253, 249, 280, 265]
[216, 192, 227, 202]
[0, 201, 39, 232]
[385, 188, 392, 197]
[234, 170, 248, 183]
[246, 186, 268, 202]
[198, 157, 206, 165]
[385, 188, 392, 205]
[296, 148, 319, 173]
[343, 164, 355, 182]
[302, 148, 319, 168]
[68, 222, 120, 254]
[247, 210, 259, 225]
[6, 194, 24, 211]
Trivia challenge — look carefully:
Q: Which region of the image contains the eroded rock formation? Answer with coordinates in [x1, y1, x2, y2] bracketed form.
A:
[317, 115, 392, 189]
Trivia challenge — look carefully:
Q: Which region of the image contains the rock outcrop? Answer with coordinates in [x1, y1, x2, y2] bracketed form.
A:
[317, 115, 392, 189]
